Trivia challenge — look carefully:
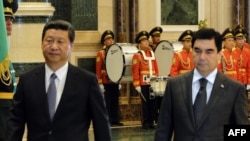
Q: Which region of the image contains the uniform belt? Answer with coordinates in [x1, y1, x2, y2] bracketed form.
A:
[239, 69, 246, 72]
[179, 70, 189, 74]
[225, 71, 237, 74]
[140, 70, 156, 74]
[0, 92, 14, 99]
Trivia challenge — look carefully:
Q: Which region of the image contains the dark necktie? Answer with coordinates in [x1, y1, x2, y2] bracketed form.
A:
[193, 78, 207, 126]
[47, 73, 57, 120]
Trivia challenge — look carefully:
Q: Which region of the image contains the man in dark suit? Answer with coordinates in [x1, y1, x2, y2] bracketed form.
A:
[154, 28, 249, 141]
[7, 20, 111, 141]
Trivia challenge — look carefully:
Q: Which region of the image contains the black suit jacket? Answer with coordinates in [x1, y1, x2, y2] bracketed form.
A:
[8, 63, 111, 141]
[155, 70, 249, 141]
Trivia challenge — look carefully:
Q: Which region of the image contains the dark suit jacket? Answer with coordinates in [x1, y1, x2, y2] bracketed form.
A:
[8, 63, 111, 141]
[155, 70, 249, 141]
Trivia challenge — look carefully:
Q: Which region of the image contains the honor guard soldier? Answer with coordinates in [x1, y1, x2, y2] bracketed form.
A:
[234, 27, 250, 90]
[170, 30, 194, 77]
[149, 26, 163, 51]
[149, 26, 163, 124]
[234, 24, 249, 44]
[132, 31, 159, 129]
[95, 30, 123, 126]
[0, 0, 18, 141]
[217, 28, 238, 80]
[235, 25, 250, 117]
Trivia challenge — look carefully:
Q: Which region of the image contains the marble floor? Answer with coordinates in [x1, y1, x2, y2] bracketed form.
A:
[22, 122, 156, 141]
[23, 118, 250, 141]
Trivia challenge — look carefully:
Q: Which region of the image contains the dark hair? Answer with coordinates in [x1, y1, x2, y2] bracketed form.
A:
[192, 28, 222, 52]
[41, 20, 75, 43]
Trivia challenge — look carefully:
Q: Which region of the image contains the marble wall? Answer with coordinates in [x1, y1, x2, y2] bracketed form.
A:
[10, 0, 234, 63]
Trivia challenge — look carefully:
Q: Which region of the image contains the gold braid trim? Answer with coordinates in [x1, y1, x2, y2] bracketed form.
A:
[222, 52, 234, 71]
[177, 52, 191, 69]
[0, 56, 12, 86]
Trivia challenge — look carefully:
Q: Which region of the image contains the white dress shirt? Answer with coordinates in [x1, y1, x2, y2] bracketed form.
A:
[45, 62, 68, 111]
[192, 68, 217, 104]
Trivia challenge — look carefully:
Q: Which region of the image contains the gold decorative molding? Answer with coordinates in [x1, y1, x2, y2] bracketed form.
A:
[198, 19, 208, 29]
[73, 43, 101, 51]
[15, 2, 55, 16]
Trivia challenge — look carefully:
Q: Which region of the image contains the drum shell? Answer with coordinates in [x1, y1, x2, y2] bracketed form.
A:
[150, 76, 168, 97]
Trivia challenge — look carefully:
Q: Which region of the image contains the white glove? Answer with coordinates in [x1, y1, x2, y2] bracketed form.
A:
[246, 84, 250, 90]
[119, 84, 122, 90]
[135, 86, 141, 93]
[99, 84, 105, 93]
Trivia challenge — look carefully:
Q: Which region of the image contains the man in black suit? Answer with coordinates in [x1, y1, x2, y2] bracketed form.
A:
[7, 20, 111, 141]
[154, 28, 249, 141]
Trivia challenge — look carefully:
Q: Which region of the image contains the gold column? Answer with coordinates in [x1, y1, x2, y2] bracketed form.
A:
[115, 0, 142, 123]
[114, 0, 139, 43]
[232, 0, 245, 25]
[115, 0, 128, 42]
[129, 0, 138, 43]
[246, 0, 250, 42]
[232, 0, 249, 42]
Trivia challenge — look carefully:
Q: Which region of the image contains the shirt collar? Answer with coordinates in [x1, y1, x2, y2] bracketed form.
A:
[45, 62, 69, 81]
[193, 68, 217, 84]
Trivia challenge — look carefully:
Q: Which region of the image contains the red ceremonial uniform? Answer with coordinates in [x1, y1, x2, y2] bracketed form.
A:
[234, 44, 250, 84]
[170, 49, 194, 77]
[96, 49, 112, 84]
[217, 48, 238, 80]
[170, 29, 194, 77]
[133, 30, 159, 129]
[132, 47, 159, 87]
[234, 26, 250, 84]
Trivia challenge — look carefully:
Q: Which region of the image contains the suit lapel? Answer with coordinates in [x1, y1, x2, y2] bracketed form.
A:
[33, 65, 51, 121]
[53, 64, 75, 120]
[197, 72, 226, 129]
[181, 71, 196, 127]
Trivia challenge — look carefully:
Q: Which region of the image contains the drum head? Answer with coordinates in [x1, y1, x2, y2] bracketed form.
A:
[155, 40, 174, 76]
[105, 44, 124, 83]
